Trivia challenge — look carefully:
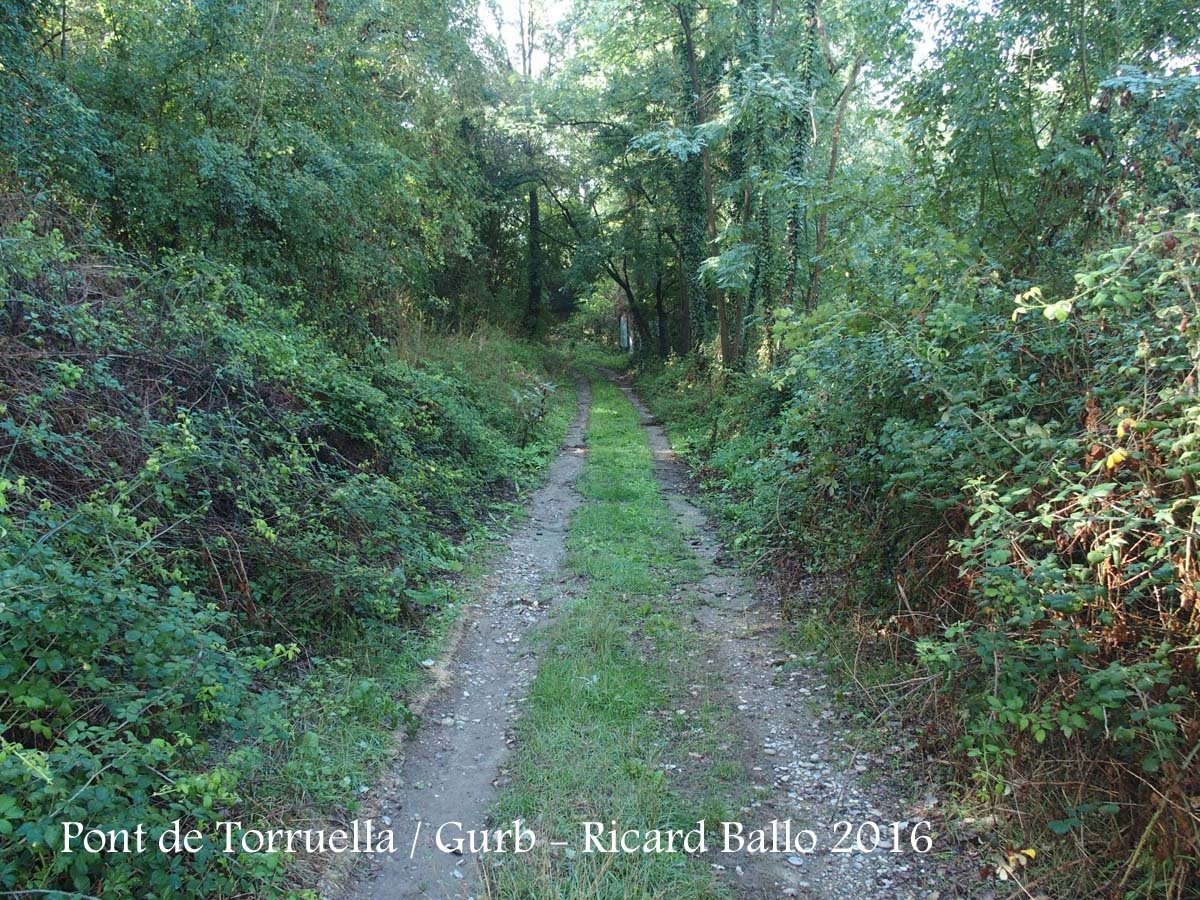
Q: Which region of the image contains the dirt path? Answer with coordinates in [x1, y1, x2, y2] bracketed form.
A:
[609, 374, 960, 900]
[340, 379, 591, 900]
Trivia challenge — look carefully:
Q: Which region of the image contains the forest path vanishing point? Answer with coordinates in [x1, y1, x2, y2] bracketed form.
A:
[340, 373, 969, 900]
[335, 378, 592, 900]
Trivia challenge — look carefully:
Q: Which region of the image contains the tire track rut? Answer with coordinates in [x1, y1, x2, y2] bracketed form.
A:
[339, 377, 591, 900]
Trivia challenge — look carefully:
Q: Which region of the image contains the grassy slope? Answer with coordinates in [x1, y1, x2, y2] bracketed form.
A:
[0, 220, 577, 898]
[254, 363, 580, 890]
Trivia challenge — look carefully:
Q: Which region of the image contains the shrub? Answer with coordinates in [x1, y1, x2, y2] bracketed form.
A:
[0, 215, 567, 897]
[637, 193, 1200, 897]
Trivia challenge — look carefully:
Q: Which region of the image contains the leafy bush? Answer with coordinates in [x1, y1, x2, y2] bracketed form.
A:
[0, 216, 569, 897]
[637, 71, 1200, 893]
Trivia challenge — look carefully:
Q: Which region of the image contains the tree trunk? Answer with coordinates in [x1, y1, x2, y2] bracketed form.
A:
[675, 150, 707, 350]
[655, 272, 670, 357]
[806, 53, 862, 309]
[677, 243, 692, 353]
[783, 0, 818, 309]
[739, 0, 774, 361]
[526, 181, 543, 334]
[628, 296, 652, 349]
[676, 2, 730, 364]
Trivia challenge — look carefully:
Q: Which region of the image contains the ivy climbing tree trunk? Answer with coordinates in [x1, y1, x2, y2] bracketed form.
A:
[676, 1, 730, 364]
[655, 272, 670, 356]
[675, 152, 708, 351]
[806, 51, 863, 309]
[518, 0, 542, 335]
[675, 241, 692, 352]
[738, 0, 773, 363]
[673, 10, 709, 355]
[526, 177, 543, 334]
[783, 0, 818, 309]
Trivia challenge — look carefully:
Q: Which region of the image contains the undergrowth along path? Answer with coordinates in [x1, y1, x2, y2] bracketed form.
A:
[339, 377, 591, 900]
[610, 374, 960, 900]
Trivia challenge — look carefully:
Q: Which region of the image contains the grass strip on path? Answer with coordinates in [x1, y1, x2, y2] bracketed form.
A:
[484, 378, 741, 900]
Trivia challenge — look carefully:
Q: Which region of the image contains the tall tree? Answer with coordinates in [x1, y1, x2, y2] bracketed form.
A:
[517, 0, 546, 334]
[674, 0, 732, 362]
[782, 0, 819, 309]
